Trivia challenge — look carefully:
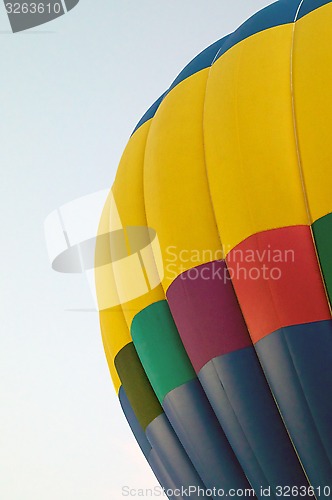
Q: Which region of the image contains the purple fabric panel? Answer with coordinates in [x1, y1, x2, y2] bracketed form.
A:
[166, 260, 252, 372]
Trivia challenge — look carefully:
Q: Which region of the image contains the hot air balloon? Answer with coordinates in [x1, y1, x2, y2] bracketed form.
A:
[95, 1, 332, 498]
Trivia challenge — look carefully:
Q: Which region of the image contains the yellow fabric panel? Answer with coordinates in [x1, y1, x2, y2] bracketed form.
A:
[204, 25, 309, 253]
[113, 121, 152, 227]
[95, 191, 131, 392]
[120, 288, 164, 338]
[99, 305, 132, 367]
[293, 4, 332, 222]
[100, 321, 122, 394]
[144, 70, 222, 291]
[95, 190, 125, 311]
[112, 121, 165, 328]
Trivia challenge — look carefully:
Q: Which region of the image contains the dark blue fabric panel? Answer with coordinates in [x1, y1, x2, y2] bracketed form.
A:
[202, 348, 310, 493]
[214, 0, 300, 62]
[148, 449, 181, 500]
[131, 0, 332, 137]
[131, 38, 229, 136]
[199, 361, 266, 497]
[119, 386, 151, 459]
[297, 0, 332, 19]
[168, 36, 230, 93]
[163, 378, 254, 497]
[276, 321, 332, 464]
[255, 322, 332, 489]
[146, 413, 205, 493]
[120, 388, 204, 497]
[131, 93, 166, 135]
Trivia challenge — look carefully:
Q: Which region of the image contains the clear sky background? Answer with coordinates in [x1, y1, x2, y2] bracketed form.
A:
[0, 1, 274, 499]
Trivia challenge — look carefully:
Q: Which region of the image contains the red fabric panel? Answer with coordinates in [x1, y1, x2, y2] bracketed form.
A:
[226, 226, 331, 343]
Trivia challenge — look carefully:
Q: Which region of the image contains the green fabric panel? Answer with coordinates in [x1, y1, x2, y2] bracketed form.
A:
[312, 213, 332, 304]
[115, 342, 163, 430]
[131, 300, 196, 403]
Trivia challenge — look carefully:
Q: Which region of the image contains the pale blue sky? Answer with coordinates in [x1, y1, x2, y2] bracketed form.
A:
[0, 1, 273, 499]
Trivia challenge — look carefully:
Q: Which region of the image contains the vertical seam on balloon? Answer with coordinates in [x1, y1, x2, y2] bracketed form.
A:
[138, 117, 197, 386]
[201, 25, 326, 487]
[201, 51, 228, 260]
[231, 43, 258, 248]
[202, 43, 262, 389]
[162, 389, 211, 491]
[281, 326, 332, 472]
[162, 391, 205, 477]
[99, 178, 168, 444]
[202, 43, 311, 481]
[97, 191, 126, 390]
[199, 50, 283, 473]
[201, 46, 267, 432]
[138, 84, 202, 396]
[138, 109, 209, 489]
[254, 232, 282, 341]
[201, 43, 257, 339]
[141, 121, 166, 304]
[164, 382, 252, 492]
[291, 0, 311, 225]
[291, 1, 332, 315]
[145, 413, 206, 489]
[117, 122, 158, 328]
[209, 357, 271, 493]
[140, 79, 251, 492]
[255, 330, 311, 486]
[143, 59, 268, 488]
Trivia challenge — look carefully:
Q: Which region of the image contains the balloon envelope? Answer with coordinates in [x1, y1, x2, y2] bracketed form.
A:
[96, 1, 332, 498]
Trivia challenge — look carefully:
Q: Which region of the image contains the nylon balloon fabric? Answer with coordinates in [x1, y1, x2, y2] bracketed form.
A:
[95, 1, 332, 498]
